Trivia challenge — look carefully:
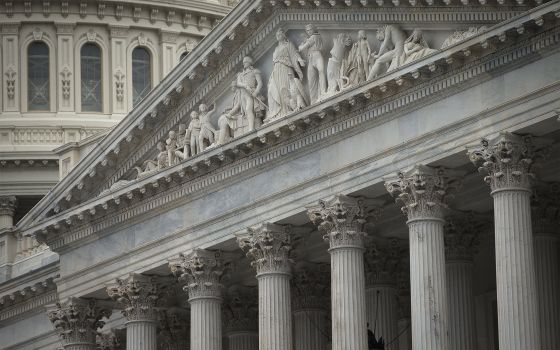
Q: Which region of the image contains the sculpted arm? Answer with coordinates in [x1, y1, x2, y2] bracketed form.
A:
[378, 26, 392, 56]
[254, 70, 263, 96]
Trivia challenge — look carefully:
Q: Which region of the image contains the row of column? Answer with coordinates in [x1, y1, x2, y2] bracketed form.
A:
[47, 132, 559, 350]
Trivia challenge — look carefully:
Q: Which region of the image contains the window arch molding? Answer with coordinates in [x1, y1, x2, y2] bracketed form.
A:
[126, 36, 159, 110]
[74, 35, 109, 114]
[20, 32, 56, 113]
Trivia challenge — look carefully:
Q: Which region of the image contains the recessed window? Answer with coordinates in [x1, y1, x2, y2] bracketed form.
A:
[132, 47, 151, 107]
[80, 43, 102, 112]
[28, 42, 50, 111]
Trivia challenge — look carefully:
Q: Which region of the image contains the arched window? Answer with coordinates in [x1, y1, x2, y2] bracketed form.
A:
[132, 47, 151, 107]
[180, 51, 189, 61]
[28, 42, 50, 111]
[81, 43, 102, 112]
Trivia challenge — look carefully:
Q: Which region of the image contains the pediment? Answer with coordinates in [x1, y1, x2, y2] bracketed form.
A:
[17, 0, 560, 246]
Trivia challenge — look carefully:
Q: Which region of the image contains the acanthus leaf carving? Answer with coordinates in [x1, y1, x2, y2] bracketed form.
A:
[292, 262, 330, 310]
[106, 274, 163, 321]
[60, 66, 72, 100]
[5, 66, 16, 100]
[114, 69, 125, 102]
[223, 286, 258, 332]
[444, 212, 488, 262]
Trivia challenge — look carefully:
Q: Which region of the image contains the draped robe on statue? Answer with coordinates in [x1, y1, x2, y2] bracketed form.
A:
[266, 40, 304, 122]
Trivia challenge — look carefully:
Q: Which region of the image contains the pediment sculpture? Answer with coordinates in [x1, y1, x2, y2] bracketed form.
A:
[132, 23, 473, 181]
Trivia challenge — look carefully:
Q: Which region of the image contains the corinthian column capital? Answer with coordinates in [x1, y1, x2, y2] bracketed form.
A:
[307, 194, 382, 249]
[385, 165, 463, 221]
[531, 182, 560, 235]
[169, 249, 226, 300]
[237, 223, 293, 275]
[467, 132, 550, 193]
[444, 213, 489, 262]
[223, 286, 258, 333]
[47, 298, 112, 347]
[292, 262, 330, 311]
[0, 195, 17, 216]
[106, 274, 162, 322]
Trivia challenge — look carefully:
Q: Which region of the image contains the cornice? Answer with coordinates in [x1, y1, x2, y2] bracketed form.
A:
[28, 9, 560, 251]
[0, 159, 59, 168]
[17, 1, 557, 234]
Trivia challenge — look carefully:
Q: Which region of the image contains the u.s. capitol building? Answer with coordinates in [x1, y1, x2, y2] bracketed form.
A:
[1, 0, 560, 349]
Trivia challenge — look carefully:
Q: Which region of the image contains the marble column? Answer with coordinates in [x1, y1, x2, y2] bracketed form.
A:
[364, 239, 403, 350]
[169, 249, 226, 350]
[47, 298, 112, 350]
[308, 195, 382, 350]
[385, 165, 463, 350]
[237, 223, 294, 350]
[444, 214, 484, 350]
[0, 195, 16, 229]
[223, 286, 258, 350]
[158, 307, 190, 350]
[106, 274, 162, 350]
[468, 132, 547, 350]
[292, 262, 330, 350]
[531, 184, 560, 349]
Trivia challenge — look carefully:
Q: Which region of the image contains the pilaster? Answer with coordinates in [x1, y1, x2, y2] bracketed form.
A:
[223, 286, 258, 350]
[47, 298, 112, 350]
[169, 249, 225, 350]
[0, 196, 18, 269]
[308, 195, 381, 350]
[364, 239, 403, 350]
[444, 213, 486, 350]
[106, 274, 162, 350]
[109, 26, 129, 114]
[56, 23, 75, 111]
[385, 165, 462, 350]
[468, 132, 548, 350]
[237, 223, 294, 350]
[2, 24, 19, 112]
[531, 183, 560, 349]
[160, 31, 179, 76]
[292, 262, 329, 350]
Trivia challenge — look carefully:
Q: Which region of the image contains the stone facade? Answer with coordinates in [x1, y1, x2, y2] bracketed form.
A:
[2, 0, 560, 349]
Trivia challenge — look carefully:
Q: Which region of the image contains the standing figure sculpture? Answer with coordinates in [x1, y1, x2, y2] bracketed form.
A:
[299, 24, 326, 103]
[227, 56, 265, 133]
[343, 30, 371, 85]
[186, 111, 202, 156]
[266, 29, 306, 122]
[198, 103, 218, 151]
[166, 130, 179, 166]
[288, 71, 308, 112]
[402, 29, 438, 64]
[327, 33, 353, 96]
[367, 25, 407, 80]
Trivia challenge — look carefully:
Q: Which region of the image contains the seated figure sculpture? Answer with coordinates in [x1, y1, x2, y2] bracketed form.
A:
[134, 141, 168, 179]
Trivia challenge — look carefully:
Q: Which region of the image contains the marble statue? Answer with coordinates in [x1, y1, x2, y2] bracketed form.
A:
[441, 26, 487, 49]
[326, 33, 353, 96]
[266, 29, 306, 123]
[367, 25, 407, 80]
[134, 142, 168, 179]
[343, 30, 371, 86]
[186, 111, 202, 156]
[166, 130, 179, 166]
[198, 103, 218, 151]
[288, 71, 308, 112]
[227, 56, 265, 132]
[402, 29, 438, 64]
[299, 24, 326, 103]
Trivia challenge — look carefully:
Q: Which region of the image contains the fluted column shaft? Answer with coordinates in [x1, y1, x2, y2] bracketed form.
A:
[534, 232, 560, 349]
[330, 246, 368, 350]
[397, 318, 412, 350]
[293, 308, 328, 350]
[408, 219, 448, 350]
[190, 297, 222, 350]
[227, 331, 258, 350]
[258, 272, 292, 350]
[493, 190, 540, 350]
[126, 320, 157, 350]
[366, 285, 398, 349]
[446, 261, 475, 350]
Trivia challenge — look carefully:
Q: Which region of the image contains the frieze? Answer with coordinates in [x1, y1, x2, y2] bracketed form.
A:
[99, 6, 528, 196]
[32, 16, 560, 250]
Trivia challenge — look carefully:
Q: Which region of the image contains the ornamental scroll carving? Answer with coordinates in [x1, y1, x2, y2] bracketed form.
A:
[307, 194, 381, 249]
[5, 66, 16, 100]
[467, 132, 549, 193]
[106, 274, 163, 321]
[169, 249, 226, 300]
[60, 66, 72, 100]
[47, 298, 111, 346]
[385, 165, 463, 221]
[114, 69, 125, 102]
[237, 223, 294, 275]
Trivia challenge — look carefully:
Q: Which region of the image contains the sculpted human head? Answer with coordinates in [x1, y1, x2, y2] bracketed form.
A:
[358, 30, 366, 40]
[243, 56, 253, 69]
[190, 111, 199, 119]
[305, 24, 317, 37]
[376, 26, 387, 42]
[168, 130, 176, 139]
[199, 103, 208, 113]
[276, 29, 287, 42]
